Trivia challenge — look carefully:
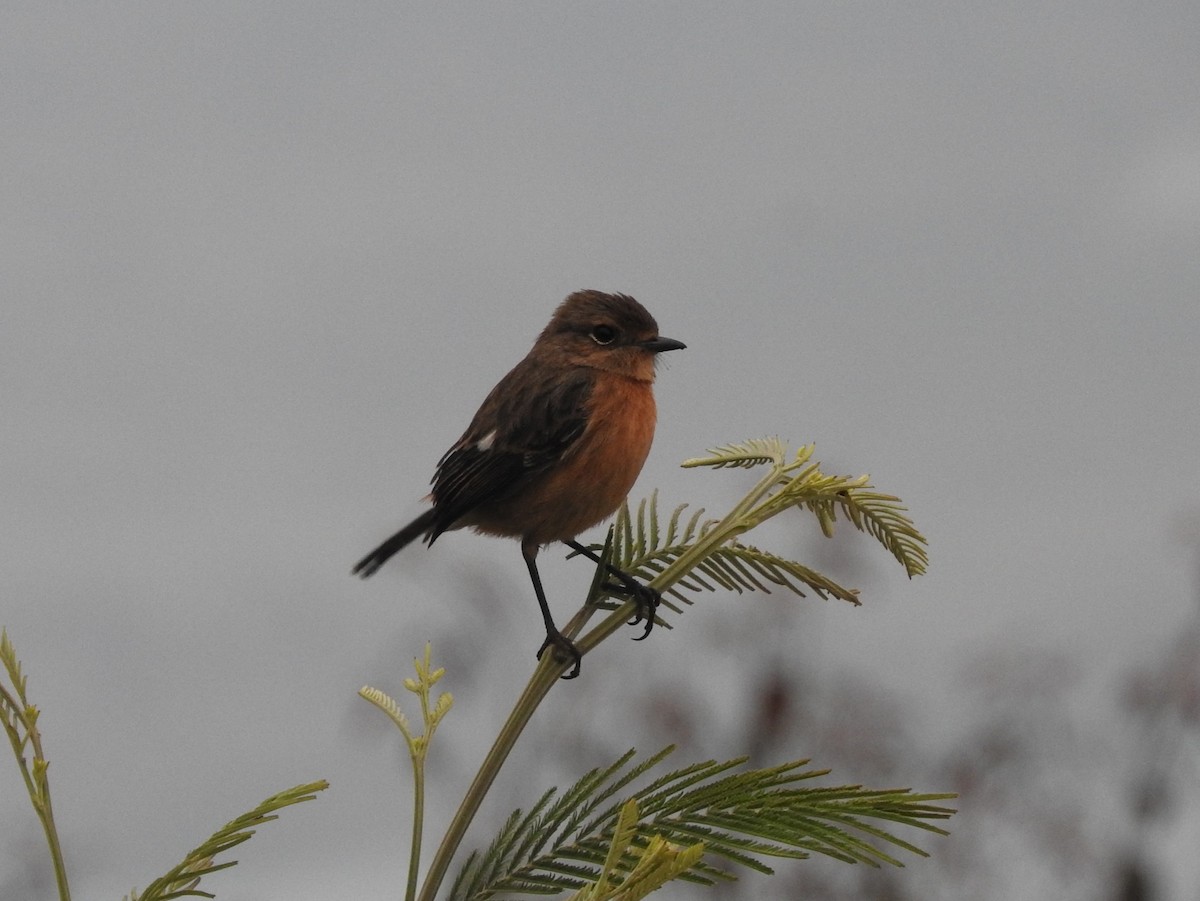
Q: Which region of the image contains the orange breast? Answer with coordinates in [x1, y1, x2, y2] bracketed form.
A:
[472, 373, 658, 544]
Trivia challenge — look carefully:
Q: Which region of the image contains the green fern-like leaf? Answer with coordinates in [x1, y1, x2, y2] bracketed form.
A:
[833, 490, 929, 578]
[594, 497, 863, 616]
[704, 542, 861, 604]
[578, 441, 926, 630]
[681, 438, 788, 470]
[450, 750, 678, 900]
[124, 781, 328, 901]
[449, 748, 955, 900]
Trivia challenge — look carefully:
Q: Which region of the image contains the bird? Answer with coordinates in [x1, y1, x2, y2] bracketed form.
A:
[353, 290, 685, 678]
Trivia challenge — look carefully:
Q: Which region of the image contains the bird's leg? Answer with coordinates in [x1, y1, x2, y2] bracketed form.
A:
[522, 540, 582, 679]
[565, 540, 660, 640]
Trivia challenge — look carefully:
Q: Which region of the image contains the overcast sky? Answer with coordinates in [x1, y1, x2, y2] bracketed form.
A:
[4, 4, 1199, 899]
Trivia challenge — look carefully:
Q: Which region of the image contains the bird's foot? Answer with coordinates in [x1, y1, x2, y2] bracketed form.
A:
[537, 629, 582, 679]
[602, 569, 661, 640]
[563, 541, 661, 640]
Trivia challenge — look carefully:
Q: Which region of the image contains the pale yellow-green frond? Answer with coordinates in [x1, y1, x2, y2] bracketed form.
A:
[804, 489, 929, 578]
[568, 799, 707, 901]
[1, 628, 29, 701]
[681, 437, 787, 470]
[359, 685, 411, 735]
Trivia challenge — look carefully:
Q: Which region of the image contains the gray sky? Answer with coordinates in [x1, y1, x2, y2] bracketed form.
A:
[4, 4, 1199, 899]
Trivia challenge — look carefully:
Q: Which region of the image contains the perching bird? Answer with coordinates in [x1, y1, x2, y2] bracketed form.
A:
[353, 290, 685, 678]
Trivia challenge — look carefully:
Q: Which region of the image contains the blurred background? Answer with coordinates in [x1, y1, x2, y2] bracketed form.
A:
[3, 4, 1198, 899]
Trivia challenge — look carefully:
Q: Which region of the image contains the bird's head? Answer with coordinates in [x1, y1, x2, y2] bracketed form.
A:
[537, 290, 686, 381]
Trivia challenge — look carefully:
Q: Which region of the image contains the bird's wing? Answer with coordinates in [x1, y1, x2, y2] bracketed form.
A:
[425, 363, 592, 539]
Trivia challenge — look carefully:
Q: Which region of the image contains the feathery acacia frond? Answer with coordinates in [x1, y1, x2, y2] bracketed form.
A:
[450, 747, 955, 900]
[581, 439, 926, 623]
[829, 490, 928, 578]
[596, 498, 861, 609]
[124, 782, 328, 901]
[679, 437, 788, 470]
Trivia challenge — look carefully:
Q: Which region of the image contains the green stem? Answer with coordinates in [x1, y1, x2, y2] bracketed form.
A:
[715, 461, 786, 528]
[37, 783, 71, 901]
[406, 757, 424, 901]
[29, 726, 71, 901]
[415, 652, 566, 901]
[2, 677, 71, 900]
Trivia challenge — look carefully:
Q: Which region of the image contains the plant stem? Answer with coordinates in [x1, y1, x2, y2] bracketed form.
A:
[416, 652, 565, 901]
[38, 788, 71, 901]
[28, 719, 71, 901]
[407, 757, 424, 901]
[2, 660, 71, 901]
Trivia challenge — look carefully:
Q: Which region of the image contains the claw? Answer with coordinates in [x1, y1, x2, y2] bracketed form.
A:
[630, 584, 659, 640]
[537, 630, 582, 679]
[601, 575, 661, 639]
[565, 542, 661, 642]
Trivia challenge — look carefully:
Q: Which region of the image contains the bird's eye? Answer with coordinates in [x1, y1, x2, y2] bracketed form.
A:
[590, 325, 617, 345]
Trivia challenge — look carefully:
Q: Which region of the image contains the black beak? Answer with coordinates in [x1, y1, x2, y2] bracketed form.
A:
[641, 336, 687, 353]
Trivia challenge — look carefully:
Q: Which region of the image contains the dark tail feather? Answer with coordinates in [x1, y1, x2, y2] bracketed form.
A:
[352, 509, 438, 578]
